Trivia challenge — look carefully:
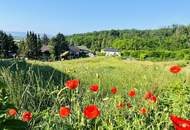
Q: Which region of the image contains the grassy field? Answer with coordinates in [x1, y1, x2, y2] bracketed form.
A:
[0, 57, 190, 129]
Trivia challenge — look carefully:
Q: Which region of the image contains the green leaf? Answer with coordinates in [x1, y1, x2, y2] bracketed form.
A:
[3, 119, 28, 130]
[0, 80, 6, 89]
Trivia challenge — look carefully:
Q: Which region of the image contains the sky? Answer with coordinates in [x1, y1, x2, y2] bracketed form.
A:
[0, 0, 190, 35]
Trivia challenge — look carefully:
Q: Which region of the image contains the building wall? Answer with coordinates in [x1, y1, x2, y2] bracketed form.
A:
[105, 52, 120, 56]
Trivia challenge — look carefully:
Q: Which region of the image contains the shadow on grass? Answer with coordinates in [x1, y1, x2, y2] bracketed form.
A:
[0, 59, 72, 87]
[0, 59, 72, 111]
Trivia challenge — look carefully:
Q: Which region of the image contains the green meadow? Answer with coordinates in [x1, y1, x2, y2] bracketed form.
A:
[0, 57, 190, 129]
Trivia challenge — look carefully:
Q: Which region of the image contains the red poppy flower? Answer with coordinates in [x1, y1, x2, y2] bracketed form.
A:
[22, 112, 32, 122]
[128, 88, 136, 97]
[144, 91, 153, 99]
[89, 85, 99, 92]
[170, 114, 190, 130]
[116, 103, 125, 109]
[170, 66, 182, 74]
[65, 80, 79, 90]
[140, 107, 147, 114]
[8, 108, 17, 116]
[111, 87, 117, 94]
[150, 95, 157, 103]
[83, 105, 100, 119]
[59, 107, 70, 118]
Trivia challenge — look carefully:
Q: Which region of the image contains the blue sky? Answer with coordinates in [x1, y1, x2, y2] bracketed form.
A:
[0, 0, 190, 35]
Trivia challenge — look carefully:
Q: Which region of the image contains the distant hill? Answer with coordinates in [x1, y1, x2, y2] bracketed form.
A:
[67, 24, 190, 51]
[7, 32, 26, 40]
[7, 31, 53, 40]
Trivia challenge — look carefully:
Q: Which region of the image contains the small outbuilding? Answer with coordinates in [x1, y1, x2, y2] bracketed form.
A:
[101, 48, 120, 56]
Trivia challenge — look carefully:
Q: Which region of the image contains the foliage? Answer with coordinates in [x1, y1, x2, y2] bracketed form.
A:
[25, 32, 42, 59]
[0, 80, 28, 130]
[122, 49, 190, 61]
[41, 34, 49, 46]
[0, 57, 190, 129]
[67, 25, 190, 52]
[0, 31, 18, 58]
[49, 33, 69, 60]
[19, 40, 28, 57]
[2, 24, 190, 60]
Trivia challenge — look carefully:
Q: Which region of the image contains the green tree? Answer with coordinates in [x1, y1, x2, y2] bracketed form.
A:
[112, 39, 127, 50]
[49, 33, 69, 60]
[0, 31, 18, 58]
[26, 31, 42, 59]
[18, 40, 28, 57]
[67, 24, 190, 51]
[41, 34, 49, 45]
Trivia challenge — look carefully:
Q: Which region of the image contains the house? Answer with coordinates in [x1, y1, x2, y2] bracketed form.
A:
[39, 45, 94, 60]
[7, 51, 17, 58]
[40, 45, 50, 60]
[60, 51, 69, 60]
[102, 48, 120, 56]
[69, 45, 80, 58]
[77, 46, 94, 57]
[69, 45, 94, 58]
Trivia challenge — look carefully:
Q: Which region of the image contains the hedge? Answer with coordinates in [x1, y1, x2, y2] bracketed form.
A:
[121, 49, 190, 60]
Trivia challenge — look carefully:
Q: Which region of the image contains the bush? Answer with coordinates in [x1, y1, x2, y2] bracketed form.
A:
[121, 49, 190, 61]
[96, 52, 106, 56]
[121, 51, 130, 57]
[175, 51, 185, 59]
[130, 51, 140, 58]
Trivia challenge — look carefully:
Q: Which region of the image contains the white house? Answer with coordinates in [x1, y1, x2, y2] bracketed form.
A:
[101, 48, 120, 56]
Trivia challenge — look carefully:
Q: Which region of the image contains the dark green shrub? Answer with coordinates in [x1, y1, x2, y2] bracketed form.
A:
[130, 51, 140, 58]
[175, 51, 185, 59]
[121, 49, 190, 61]
[121, 51, 130, 57]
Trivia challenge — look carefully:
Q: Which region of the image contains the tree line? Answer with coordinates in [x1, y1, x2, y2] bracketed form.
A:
[68, 24, 190, 51]
[0, 31, 69, 60]
[1, 24, 190, 60]
[0, 31, 18, 58]
[19, 32, 69, 60]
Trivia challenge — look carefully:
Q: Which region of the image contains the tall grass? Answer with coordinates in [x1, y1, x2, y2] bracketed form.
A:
[0, 57, 190, 129]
